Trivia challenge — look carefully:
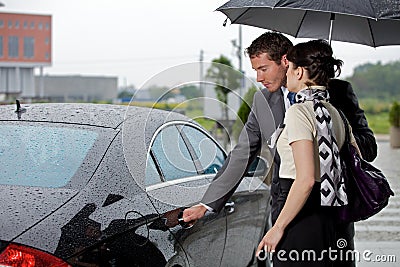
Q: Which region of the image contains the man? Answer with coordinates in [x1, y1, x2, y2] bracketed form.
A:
[183, 32, 377, 265]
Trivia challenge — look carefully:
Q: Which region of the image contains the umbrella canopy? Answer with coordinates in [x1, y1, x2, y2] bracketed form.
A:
[216, 0, 400, 47]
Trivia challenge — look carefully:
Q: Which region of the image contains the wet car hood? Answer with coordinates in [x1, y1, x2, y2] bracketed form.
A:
[0, 185, 77, 241]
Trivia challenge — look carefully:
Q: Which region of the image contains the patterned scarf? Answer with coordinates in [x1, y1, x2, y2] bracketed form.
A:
[295, 88, 348, 206]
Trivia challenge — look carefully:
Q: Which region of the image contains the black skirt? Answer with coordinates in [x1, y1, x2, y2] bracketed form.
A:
[272, 178, 355, 267]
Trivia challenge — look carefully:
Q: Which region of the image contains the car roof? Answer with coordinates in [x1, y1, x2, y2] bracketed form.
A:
[0, 102, 191, 128]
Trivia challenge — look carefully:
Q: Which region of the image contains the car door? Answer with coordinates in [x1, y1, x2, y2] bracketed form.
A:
[49, 127, 189, 267]
[180, 124, 271, 266]
[145, 122, 227, 267]
[220, 171, 271, 266]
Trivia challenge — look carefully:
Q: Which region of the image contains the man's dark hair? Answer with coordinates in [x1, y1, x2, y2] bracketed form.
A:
[245, 31, 293, 64]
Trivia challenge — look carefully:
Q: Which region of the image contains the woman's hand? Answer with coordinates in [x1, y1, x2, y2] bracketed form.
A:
[256, 225, 285, 257]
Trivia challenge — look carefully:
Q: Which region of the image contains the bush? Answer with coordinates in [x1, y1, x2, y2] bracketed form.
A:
[232, 86, 258, 141]
[359, 98, 390, 114]
[389, 101, 400, 127]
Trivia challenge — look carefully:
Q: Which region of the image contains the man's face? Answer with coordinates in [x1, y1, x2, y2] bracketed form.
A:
[286, 61, 298, 92]
[250, 53, 288, 92]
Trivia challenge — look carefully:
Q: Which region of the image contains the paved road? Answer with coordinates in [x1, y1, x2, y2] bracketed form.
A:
[353, 139, 400, 266]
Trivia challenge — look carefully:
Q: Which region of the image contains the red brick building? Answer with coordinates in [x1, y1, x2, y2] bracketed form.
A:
[0, 12, 51, 99]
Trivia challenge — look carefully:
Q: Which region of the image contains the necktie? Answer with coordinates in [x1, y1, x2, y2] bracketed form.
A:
[287, 92, 296, 105]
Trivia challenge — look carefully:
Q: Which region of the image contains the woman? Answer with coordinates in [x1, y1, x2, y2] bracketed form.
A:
[256, 39, 360, 266]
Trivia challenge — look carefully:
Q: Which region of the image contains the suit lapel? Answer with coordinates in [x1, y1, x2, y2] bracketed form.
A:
[262, 89, 285, 128]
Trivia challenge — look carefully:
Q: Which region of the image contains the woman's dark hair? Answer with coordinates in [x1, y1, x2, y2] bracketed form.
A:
[245, 31, 293, 64]
[286, 39, 343, 86]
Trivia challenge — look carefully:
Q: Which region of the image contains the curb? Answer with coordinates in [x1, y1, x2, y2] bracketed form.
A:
[375, 134, 389, 142]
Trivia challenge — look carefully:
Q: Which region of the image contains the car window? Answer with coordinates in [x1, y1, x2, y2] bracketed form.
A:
[0, 125, 98, 187]
[150, 125, 197, 181]
[180, 125, 225, 174]
[145, 154, 162, 186]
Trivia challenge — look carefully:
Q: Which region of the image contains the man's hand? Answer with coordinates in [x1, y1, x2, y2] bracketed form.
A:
[182, 204, 207, 223]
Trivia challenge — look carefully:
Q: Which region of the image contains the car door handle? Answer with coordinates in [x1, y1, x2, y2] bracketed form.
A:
[177, 208, 195, 229]
[224, 201, 235, 214]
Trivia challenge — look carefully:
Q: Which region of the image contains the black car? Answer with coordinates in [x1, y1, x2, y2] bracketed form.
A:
[0, 103, 271, 267]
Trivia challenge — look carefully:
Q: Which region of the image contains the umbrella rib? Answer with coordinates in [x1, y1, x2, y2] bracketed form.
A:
[367, 19, 377, 48]
[368, 0, 378, 19]
[231, 7, 251, 24]
[294, 10, 308, 38]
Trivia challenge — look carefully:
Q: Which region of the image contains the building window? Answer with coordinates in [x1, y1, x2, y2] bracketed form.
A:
[38, 22, 43, 30]
[0, 20, 4, 28]
[45, 22, 49, 30]
[24, 21, 28, 29]
[0, 36, 3, 57]
[45, 52, 49, 59]
[15, 21, 20, 29]
[8, 36, 19, 58]
[30, 21, 35, 29]
[8, 20, 12, 29]
[45, 37, 49, 45]
[24, 37, 34, 58]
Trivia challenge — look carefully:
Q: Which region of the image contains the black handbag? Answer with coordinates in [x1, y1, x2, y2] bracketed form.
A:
[337, 110, 394, 223]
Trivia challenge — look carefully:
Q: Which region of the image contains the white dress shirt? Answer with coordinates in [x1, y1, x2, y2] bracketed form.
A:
[281, 86, 291, 111]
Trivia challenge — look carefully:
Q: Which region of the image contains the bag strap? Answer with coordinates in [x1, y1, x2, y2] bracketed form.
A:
[337, 109, 351, 144]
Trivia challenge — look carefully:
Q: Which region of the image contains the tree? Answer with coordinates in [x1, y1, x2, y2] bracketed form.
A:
[348, 60, 400, 100]
[206, 55, 241, 125]
[206, 55, 242, 149]
[118, 90, 134, 99]
[179, 84, 203, 99]
[232, 86, 258, 142]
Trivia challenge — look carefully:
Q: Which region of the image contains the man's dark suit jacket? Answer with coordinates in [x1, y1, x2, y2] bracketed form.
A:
[201, 79, 377, 213]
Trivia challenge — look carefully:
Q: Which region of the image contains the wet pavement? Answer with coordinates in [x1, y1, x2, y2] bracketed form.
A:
[353, 137, 400, 266]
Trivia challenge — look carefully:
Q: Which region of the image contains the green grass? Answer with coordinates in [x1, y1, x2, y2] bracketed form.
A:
[364, 112, 390, 134]
[185, 108, 216, 131]
[193, 118, 216, 131]
[356, 98, 391, 134]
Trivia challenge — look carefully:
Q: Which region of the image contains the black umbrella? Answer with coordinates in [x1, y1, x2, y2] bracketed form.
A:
[216, 0, 400, 47]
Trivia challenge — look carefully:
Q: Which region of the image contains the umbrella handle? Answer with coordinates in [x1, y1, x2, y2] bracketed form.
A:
[328, 13, 336, 45]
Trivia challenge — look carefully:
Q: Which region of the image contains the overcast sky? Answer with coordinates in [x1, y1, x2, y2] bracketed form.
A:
[3, 0, 400, 88]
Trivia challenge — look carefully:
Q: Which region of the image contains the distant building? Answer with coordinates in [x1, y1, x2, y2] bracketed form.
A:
[34, 75, 118, 102]
[0, 12, 52, 99]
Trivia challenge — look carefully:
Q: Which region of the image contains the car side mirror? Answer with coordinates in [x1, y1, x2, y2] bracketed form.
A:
[246, 156, 268, 177]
